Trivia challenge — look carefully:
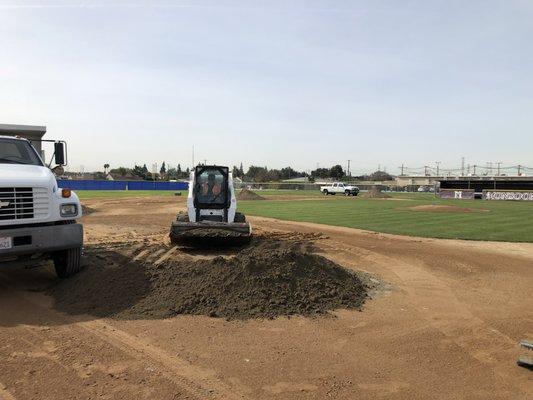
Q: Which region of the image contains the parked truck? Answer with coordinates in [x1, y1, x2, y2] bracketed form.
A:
[320, 182, 360, 196]
[0, 129, 83, 278]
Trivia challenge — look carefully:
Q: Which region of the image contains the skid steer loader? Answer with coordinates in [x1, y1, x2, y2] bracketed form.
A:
[170, 165, 252, 244]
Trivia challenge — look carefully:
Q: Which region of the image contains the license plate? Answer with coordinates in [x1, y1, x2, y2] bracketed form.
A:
[0, 237, 13, 250]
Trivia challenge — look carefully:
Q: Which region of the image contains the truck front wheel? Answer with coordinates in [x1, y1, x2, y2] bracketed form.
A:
[53, 247, 82, 279]
[323, 189, 329, 195]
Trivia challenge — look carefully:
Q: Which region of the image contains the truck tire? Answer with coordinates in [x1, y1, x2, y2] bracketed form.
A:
[53, 247, 82, 279]
[176, 211, 189, 222]
[345, 190, 351, 196]
[234, 212, 246, 223]
[323, 189, 329, 195]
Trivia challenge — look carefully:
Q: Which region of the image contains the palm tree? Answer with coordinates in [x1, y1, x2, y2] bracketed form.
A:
[104, 163, 110, 174]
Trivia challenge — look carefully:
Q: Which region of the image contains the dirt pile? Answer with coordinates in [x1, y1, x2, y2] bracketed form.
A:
[362, 186, 391, 199]
[236, 189, 265, 201]
[81, 205, 96, 215]
[48, 239, 368, 320]
[407, 205, 489, 213]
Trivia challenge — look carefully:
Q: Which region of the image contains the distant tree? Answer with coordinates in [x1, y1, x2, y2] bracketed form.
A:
[177, 163, 182, 176]
[160, 161, 166, 175]
[132, 164, 150, 180]
[94, 171, 106, 180]
[103, 163, 110, 174]
[245, 165, 270, 182]
[166, 167, 177, 180]
[280, 167, 299, 180]
[311, 168, 331, 179]
[267, 169, 281, 181]
[239, 162, 244, 176]
[369, 170, 393, 181]
[110, 167, 129, 177]
[329, 165, 345, 180]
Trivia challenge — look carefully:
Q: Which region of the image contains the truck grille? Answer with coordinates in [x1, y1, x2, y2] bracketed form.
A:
[0, 187, 50, 221]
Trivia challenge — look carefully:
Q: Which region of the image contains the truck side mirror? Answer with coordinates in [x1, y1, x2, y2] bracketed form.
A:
[54, 142, 66, 166]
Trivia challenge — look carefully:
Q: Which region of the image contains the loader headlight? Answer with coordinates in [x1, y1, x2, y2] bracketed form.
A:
[60, 203, 78, 217]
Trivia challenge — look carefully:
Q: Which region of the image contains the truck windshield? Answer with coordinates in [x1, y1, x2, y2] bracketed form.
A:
[0, 138, 43, 166]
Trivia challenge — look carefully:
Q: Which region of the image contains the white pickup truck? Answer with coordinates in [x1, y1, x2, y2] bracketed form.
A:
[0, 135, 83, 278]
[320, 182, 360, 196]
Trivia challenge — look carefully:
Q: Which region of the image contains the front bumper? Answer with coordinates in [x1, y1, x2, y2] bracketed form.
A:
[0, 223, 83, 257]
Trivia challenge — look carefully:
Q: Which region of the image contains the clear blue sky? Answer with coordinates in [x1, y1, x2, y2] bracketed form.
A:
[1, 0, 532, 174]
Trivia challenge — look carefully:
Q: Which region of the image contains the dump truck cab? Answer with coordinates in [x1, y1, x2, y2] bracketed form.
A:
[0, 125, 83, 278]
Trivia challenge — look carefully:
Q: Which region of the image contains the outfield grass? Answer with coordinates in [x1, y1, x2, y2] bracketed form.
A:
[75, 189, 324, 199]
[76, 189, 533, 242]
[238, 195, 533, 242]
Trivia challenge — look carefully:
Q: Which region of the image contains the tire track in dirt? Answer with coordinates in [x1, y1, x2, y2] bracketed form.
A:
[79, 320, 247, 400]
[319, 243, 532, 397]
[253, 218, 532, 397]
[0, 271, 247, 400]
[0, 383, 16, 400]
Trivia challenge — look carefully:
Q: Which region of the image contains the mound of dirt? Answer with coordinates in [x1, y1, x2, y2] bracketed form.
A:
[362, 186, 391, 199]
[81, 205, 96, 215]
[236, 189, 265, 201]
[48, 239, 368, 320]
[407, 205, 489, 213]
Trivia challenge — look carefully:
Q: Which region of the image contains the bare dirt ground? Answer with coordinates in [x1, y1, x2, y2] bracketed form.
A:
[405, 205, 490, 213]
[1, 196, 532, 400]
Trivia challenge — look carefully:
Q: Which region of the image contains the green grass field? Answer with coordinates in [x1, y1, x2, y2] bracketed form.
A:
[75, 189, 322, 199]
[238, 194, 533, 242]
[77, 190, 533, 242]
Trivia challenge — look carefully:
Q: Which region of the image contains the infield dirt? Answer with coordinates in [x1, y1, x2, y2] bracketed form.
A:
[0, 195, 531, 400]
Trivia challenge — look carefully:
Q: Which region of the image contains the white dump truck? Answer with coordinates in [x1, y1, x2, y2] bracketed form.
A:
[0, 125, 83, 278]
[320, 182, 360, 196]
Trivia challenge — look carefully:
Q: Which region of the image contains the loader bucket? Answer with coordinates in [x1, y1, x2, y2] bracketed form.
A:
[170, 221, 252, 246]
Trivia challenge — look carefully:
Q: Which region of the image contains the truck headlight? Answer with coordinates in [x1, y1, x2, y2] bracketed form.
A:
[60, 204, 78, 217]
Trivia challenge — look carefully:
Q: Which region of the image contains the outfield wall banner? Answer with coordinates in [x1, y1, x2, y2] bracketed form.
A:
[483, 190, 533, 201]
[439, 189, 475, 200]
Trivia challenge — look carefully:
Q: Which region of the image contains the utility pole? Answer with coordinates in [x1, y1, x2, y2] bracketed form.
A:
[424, 165, 428, 176]
[518, 165, 522, 176]
[486, 162, 493, 176]
[347, 160, 351, 177]
[467, 164, 470, 175]
[378, 164, 381, 172]
[400, 164, 405, 176]
[203, 159, 207, 166]
[473, 164, 477, 175]
[461, 157, 465, 177]
[435, 161, 441, 176]
[497, 162, 502, 176]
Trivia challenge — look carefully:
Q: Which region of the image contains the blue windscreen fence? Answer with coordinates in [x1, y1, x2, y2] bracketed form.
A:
[57, 180, 188, 191]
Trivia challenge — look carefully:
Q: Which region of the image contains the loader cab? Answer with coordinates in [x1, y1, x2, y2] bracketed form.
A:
[193, 166, 230, 221]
